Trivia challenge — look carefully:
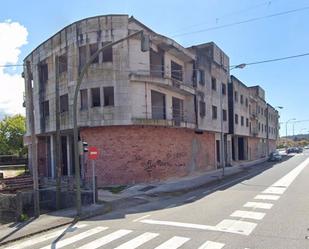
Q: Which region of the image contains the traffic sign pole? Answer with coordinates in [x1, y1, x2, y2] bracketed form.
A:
[92, 160, 96, 205]
[88, 147, 99, 205]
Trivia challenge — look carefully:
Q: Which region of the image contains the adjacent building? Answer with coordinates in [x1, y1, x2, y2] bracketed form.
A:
[229, 76, 279, 161]
[23, 15, 279, 187]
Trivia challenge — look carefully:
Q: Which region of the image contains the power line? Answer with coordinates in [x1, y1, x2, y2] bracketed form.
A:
[171, 6, 309, 37]
[173, 0, 274, 33]
[231, 52, 309, 68]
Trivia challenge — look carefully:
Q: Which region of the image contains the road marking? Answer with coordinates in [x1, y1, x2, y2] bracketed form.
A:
[133, 214, 151, 222]
[198, 241, 225, 249]
[140, 219, 256, 235]
[271, 157, 309, 188]
[262, 186, 286, 195]
[186, 196, 197, 201]
[76, 229, 132, 249]
[243, 202, 273, 210]
[141, 219, 215, 231]
[5, 224, 88, 249]
[113, 232, 159, 249]
[39, 226, 108, 249]
[215, 219, 257, 236]
[167, 204, 177, 208]
[153, 236, 190, 249]
[230, 210, 265, 220]
[254, 194, 280, 200]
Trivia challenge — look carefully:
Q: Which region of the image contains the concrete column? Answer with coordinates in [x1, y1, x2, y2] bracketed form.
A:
[166, 95, 173, 120]
[66, 136, 71, 176]
[50, 135, 55, 179]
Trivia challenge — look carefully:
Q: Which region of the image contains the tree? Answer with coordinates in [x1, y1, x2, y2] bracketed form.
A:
[0, 115, 27, 156]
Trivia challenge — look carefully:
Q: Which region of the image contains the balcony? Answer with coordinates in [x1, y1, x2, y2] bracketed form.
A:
[250, 112, 258, 120]
[132, 106, 196, 129]
[129, 73, 195, 95]
[251, 128, 259, 137]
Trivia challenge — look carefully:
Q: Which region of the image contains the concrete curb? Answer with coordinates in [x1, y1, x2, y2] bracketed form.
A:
[0, 204, 111, 247]
[145, 157, 268, 196]
[0, 157, 268, 247]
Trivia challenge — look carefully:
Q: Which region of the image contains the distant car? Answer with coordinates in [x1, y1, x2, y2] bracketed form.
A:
[286, 147, 303, 154]
[304, 145, 309, 150]
[269, 151, 282, 161]
[286, 147, 298, 154]
[297, 147, 303, 153]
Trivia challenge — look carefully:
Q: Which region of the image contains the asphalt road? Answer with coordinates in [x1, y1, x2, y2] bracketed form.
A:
[4, 150, 309, 249]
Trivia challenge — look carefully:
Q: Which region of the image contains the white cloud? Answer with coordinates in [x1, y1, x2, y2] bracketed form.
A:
[0, 20, 28, 116]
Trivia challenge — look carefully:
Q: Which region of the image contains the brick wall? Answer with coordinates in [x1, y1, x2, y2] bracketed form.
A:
[269, 139, 277, 154]
[80, 126, 216, 186]
[248, 137, 267, 160]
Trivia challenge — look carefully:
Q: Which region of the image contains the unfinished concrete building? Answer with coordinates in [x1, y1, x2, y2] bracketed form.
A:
[23, 15, 234, 186]
[189, 42, 231, 167]
[229, 76, 279, 161]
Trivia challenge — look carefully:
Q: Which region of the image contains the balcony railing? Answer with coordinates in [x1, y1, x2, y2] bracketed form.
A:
[129, 73, 195, 95]
[132, 106, 195, 129]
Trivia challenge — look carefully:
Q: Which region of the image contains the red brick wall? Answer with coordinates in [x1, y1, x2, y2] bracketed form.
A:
[248, 137, 267, 160]
[269, 139, 277, 154]
[80, 126, 216, 186]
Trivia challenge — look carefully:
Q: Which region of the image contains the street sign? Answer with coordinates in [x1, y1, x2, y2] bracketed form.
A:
[88, 146, 99, 160]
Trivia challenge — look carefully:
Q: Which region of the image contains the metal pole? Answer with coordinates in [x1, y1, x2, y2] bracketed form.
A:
[72, 31, 143, 216]
[55, 56, 62, 210]
[92, 160, 96, 205]
[26, 61, 40, 217]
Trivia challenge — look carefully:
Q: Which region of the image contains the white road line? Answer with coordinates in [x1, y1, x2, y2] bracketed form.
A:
[77, 229, 132, 249]
[39, 226, 108, 249]
[153, 236, 190, 249]
[254, 194, 280, 200]
[230, 210, 265, 220]
[140, 219, 256, 235]
[113, 232, 159, 249]
[262, 186, 286, 195]
[133, 214, 151, 222]
[167, 204, 177, 208]
[5, 224, 88, 249]
[243, 202, 273, 210]
[198, 241, 225, 249]
[215, 219, 257, 236]
[141, 219, 215, 231]
[186, 196, 197, 201]
[271, 157, 309, 188]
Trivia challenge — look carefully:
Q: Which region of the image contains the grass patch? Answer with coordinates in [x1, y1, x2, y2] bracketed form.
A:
[101, 185, 127, 194]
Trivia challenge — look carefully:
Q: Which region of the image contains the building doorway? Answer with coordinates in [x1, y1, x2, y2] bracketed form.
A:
[216, 140, 221, 165]
[238, 137, 245, 160]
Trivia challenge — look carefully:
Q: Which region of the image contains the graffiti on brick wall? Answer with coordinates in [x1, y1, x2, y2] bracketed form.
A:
[143, 152, 187, 175]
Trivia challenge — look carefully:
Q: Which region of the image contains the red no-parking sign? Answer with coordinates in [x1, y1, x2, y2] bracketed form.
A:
[88, 146, 99, 160]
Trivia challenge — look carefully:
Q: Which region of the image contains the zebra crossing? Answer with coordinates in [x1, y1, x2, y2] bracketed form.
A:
[3, 223, 242, 249]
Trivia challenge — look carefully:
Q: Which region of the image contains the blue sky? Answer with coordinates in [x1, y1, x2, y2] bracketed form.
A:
[1, 0, 309, 135]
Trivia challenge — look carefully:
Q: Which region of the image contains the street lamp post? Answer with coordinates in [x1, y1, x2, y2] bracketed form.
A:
[285, 118, 296, 145]
[275, 106, 283, 142]
[72, 30, 147, 216]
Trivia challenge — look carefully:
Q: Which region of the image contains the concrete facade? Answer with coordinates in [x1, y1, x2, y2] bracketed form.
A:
[23, 15, 228, 186]
[229, 76, 279, 162]
[23, 15, 279, 186]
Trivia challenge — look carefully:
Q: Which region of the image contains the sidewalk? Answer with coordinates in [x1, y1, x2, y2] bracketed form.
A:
[0, 204, 106, 246]
[0, 157, 267, 246]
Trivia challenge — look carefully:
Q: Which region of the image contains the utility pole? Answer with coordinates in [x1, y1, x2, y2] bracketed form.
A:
[26, 61, 40, 217]
[72, 30, 147, 216]
[55, 56, 62, 209]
